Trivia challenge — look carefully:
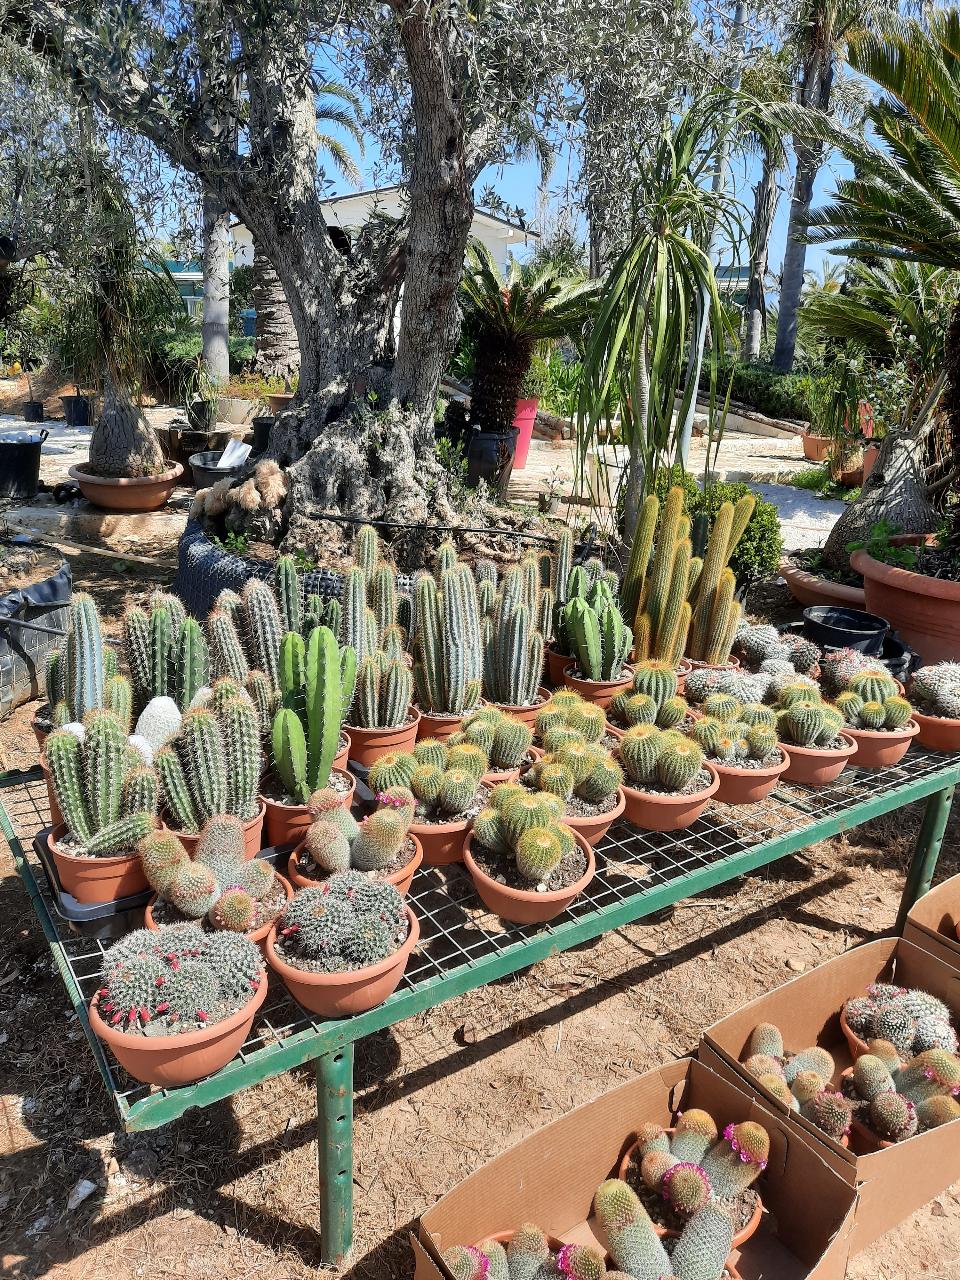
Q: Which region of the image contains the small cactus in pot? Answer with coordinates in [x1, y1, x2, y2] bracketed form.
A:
[293, 786, 420, 893]
[271, 872, 410, 976]
[609, 660, 690, 731]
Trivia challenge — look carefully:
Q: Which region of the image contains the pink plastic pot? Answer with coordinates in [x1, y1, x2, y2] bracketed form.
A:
[512, 397, 539, 469]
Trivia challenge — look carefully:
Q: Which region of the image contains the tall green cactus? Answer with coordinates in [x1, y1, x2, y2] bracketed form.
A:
[620, 492, 660, 626]
[370, 563, 397, 634]
[413, 565, 483, 716]
[63, 593, 105, 721]
[305, 626, 342, 789]
[242, 577, 283, 690]
[207, 607, 249, 684]
[220, 696, 261, 819]
[354, 524, 380, 581]
[104, 674, 133, 734]
[482, 582, 544, 707]
[350, 654, 413, 729]
[686, 497, 753, 665]
[272, 625, 352, 796]
[342, 566, 373, 664]
[175, 618, 210, 708]
[562, 587, 631, 682]
[149, 602, 173, 700]
[175, 708, 228, 826]
[272, 707, 309, 803]
[274, 554, 302, 636]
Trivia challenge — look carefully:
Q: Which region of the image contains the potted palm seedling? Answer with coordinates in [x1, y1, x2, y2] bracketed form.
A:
[773, 689, 856, 787]
[833, 670, 918, 768]
[448, 706, 537, 783]
[606, 660, 691, 739]
[289, 784, 422, 897]
[688, 696, 789, 805]
[594, 1179, 740, 1280]
[908, 663, 960, 751]
[560, 580, 633, 708]
[266, 872, 418, 1017]
[615, 725, 718, 832]
[89, 924, 266, 1087]
[524, 733, 625, 847]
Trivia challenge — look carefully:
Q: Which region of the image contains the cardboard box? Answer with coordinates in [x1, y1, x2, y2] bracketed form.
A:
[702, 937, 960, 1255]
[905, 871, 960, 964]
[413, 1057, 856, 1280]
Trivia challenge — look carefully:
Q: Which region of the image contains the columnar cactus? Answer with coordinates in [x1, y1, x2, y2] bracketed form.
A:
[561, 584, 632, 683]
[482, 569, 545, 707]
[207, 607, 249, 684]
[412, 565, 483, 716]
[342, 566, 377, 666]
[157, 690, 260, 832]
[242, 577, 283, 691]
[272, 625, 353, 800]
[54, 593, 106, 722]
[350, 653, 413, 729]
[627, 486, 693, 664]
[274, 554, 302, 636]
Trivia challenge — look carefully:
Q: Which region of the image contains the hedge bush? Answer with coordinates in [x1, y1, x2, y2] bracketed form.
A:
[654, 466, 783, 583]
[701, 359, 814, 421]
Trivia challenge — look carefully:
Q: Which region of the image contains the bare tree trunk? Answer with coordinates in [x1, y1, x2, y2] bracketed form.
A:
[741, 146, 779, 363]
[202, 188, 231, 384]
[252, 256, 300, 381]
[88, 376, 166, 477]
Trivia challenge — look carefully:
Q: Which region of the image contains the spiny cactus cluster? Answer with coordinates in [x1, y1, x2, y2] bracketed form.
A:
[534, 689, 609, 746]
[46, 711, 158, 855]
[843, 984, 958, 1056]
[734, 620, 821, 676]
[341, 525, 412, 664]
[45, 593, 120, 728]
[442, 1226, 616, 1280]
[122, 592, 208, 713]
[911, 663, 960, 720]
[550, 531, 612, 657]
[741, 1022, 850, 1138]
[271, 625, 357, 802]
[155, 681, 262, 833]
[473, 784, 580, 889]
[684, 663, 778, 707]
[618, 725, 708, 794]
[300, 785, 415, 877]
[482, 559, 547, 708]
[274, 872, 409, 973]
[141, 817, 283, 935]
[594, 1178, 734, 1280]
[96, 922, 263, 1034]
[561, 578, 632, 683]
[847, 1041, 960, 1141]
[526, 732, 623, 808]
[609, 660, 690, 731]
[453, 707, 534, 771]
[349, 649, 414, 729]
[774, 692, 846, 749]
[818, 648, 884, 698]
[836, 688, 913, 732]
[412, 556, 483, 717]
[690, 696, 780, 766]
[368, 739, 487, 819]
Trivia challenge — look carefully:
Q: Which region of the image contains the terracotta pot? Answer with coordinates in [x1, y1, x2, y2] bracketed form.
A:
[779, 559, 866, 611]
[844, 720, 920, 770]
[913, 708, 960, 752]
[562, 665, 634, 710]
[260, 769, 356, 847]
[617, 1129, 763, 1246]
[31, 715, 49, 751]
[546, 647, 573, 687]
[39, 754, 64, 828]
[287, 835, 423, 898]
[333, 733, 350, 771]
[68, 462, 183, 512]
[48, 823, 150, 904]
[344, 708, 421, 768]
[618, 761, 719, 832]
[267, 393, 294, 415]
[836, 461, 864, 488]
[850, 1114, 893, 1152]
[675, 657, 692, 695]
[851, 542, 960, 664]
[463, 827, 595, 925]
[778, 732, 858, 787]
[489, 689, 550, 730]
[144, 874, 293, 946]
[265, 906, 419, 1016]
[839, 1007, 870, 1061]
[410, 813, 474, 867]
[712, 751, 790, 806]
[685, 656, 740, 673]
[562, 787, 626, 848]
[89, 971, 268, 1087]
[802, 431, 831, 462]
[416, 709, 465, 742]
[164, 799, 265, 859]
[604, 719, 626, 742]
[481, 766, 522, 786]
[862, 443, 880, 484]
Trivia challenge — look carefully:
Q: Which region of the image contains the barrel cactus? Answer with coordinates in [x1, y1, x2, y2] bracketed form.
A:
[273, 872, 409, 973]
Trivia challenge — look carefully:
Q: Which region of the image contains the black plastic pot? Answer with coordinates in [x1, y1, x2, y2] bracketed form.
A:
[466, 428, 519, 498]
[188, 449, 247, 489]
[251, 415, 274, 455]
[186, 398, 218, 433]
[23, 400, 44, 423]
[60, 394, 91, 427]
[802, 605, 889, 655]
[0, 429, 47, 499]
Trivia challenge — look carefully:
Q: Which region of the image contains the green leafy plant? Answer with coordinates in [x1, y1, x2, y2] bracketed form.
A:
[846, 520, 918, 569]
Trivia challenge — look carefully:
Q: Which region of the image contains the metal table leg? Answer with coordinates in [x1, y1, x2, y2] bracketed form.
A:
[317, 1044, 355, 1266]
[895, 784, 955, 933]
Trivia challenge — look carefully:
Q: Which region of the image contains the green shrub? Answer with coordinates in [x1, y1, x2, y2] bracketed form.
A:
[654, 466, 783, 582]
[702, 359, 814, 421]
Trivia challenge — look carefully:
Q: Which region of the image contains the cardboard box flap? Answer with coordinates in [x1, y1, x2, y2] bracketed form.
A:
[905, 871, 960, 961]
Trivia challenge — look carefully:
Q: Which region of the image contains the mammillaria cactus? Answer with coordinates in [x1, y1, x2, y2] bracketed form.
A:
[412, 564, 483, 717]
[594, 1179, 733, 1280]
[868, 1092, 918, 1142]
[911, 663, 960, 720]
[818, 647, 876, 697]
[482, 566, 545, 707]
[298, 787, 412, 879]
[699, 1121, 769, 1198]
[273, 872, 409, 973]
[801, 1090, 854, 1142]
[842, 986, 958, 1056]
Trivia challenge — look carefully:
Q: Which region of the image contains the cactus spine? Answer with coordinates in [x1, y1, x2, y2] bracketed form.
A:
[242, 577, 283, 691]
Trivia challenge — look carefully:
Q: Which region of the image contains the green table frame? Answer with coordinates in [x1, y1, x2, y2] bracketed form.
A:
[2, 750, 958, 1265]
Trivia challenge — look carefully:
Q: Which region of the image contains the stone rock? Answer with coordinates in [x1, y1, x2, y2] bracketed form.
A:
[67, 1178, 98, 1211]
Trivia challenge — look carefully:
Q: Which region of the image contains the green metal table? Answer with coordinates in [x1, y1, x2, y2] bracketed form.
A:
[2, 750, 958, 1264]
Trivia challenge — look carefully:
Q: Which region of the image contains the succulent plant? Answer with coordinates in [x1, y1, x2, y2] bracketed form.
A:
[156, 692, 261, 833]
[776, 698, 845, 749]
[619, 725, 706, 794]
[526, 734, 623, 808]
[594, 1178, 733, 1280]
[472, 784, 578, 889]
[801, 1090, 854, 1142]
[412, 563, 483, 716]
[460, 707, 533, 770]
[910, 662, 960, 720]
[48, 593, 108, 724]
[349, 652, 413, 729]
[561, 576, 632, 683]
[842, 987, 958, 1057]
[300, 787, 411, 879]
[274, 872, 409, 973]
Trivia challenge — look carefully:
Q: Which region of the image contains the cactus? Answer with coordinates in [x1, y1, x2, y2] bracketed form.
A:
[655, 737, 705, 792]
[174, 618, 210, 710]
[839, 691, 915, 732]
[670, 1109, 718, 1165]
[506, 1224, 551, 1280]
[242, 577, 283, 690]
[220, 696, 261, 819]
[748, 1022, 785, 1059]
[490, 715, 533, 770]
[802, 1090, 853, 1141]
[700, 1121, 769, 1198]
[515, 825, 563, 883]
[368, 751, 418, 793]
[342, 566, 373, 665]
[619, 724, 664, 789]
[244, 670, 275, 736]
[274, 873, 408, 973]
[350, 654, 413, 729]
[274, 555, 302, 636]
[413, 568, 482, 716]
[440, 1246, 488, 1280]
[272, 706, 310, 804]
[848, 669, 899, 704]
[482, 570, 545, 708]
[917, 1095, 960, 1129]
[869, 1092, 918, 1142]
[354, 524, 380, 581]
[777, 700, 830, 748]
[911, 662, 960, 719]
[351, 808, 410, 872]
[593, 1180, 671, 1279]
[783, 1045, 835, 1084]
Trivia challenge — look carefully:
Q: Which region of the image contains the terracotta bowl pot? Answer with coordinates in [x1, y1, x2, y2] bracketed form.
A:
[851, 542, 960, 664]
[481, 765, 522, 787]
[779, 559, 866, 611]
[39, 754, 63, 828]
[712, 751, 790, 806]
[562, 787, 626, 848]
[685, 656, 740, 673]
[89, 971, 268, 1087]
[144, 874, 293, 948]
[463, 827, 595, 925]
[475, 1230, 565, 1252]
[546, 647, 573, 687]
[48, 823, 150, 904]
[410, 813, 475, 867]
[617, 1129, 763, 1246]
[265, 906, 419, 1017]
[415, 709, 465, 742]
[261, 768, 356, 847]
[562, 665, 634, 710]
[488, 689, 551, 730]
[617, 762, 719, 833]
[913, 709, 960, 753]
[675, 657, 692, 695]
[839, 1007, 870, 1061]
[604, 720, 626, 742]
[165, 799, 265, 859]
[844, 720, 919, 770]
[287, 834, 423, 898]
[69, 462, 184, 512]
[344, 708, 421, 768]
[778, 733, 858, 787]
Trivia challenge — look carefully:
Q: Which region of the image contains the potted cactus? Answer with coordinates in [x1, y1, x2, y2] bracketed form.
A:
[441, 1227, 599, 1280]
[594, 1179, 740, 1280]
[606, 660, 691, 739]
[739, 1023, 852, 1146]
[141, 817, 291, 946]
[344, 651, 419, 767]
[462, 784, 594, 924]
[266, 625, 357, 844]
[615, 725, 719, 832]
[840, 983, 959, 1060]
[546, 527, 576, 685]
[524, 734, 625, 847]
[561, 580, 633, 708]
[265, 872, 418, 1016]
[412, 561, 484, 739]
[289, 785, 422, 897]
[155, 684, 266, 856]
[448, 706, 536, 783]
[617, 1113, 767, 1246]
[44, 709, 158, 903]
[368, 739, 491, 866]
[481, 563, 549, 723]
[533, 689, 611, 750]
[833, 671, 918, 768]
[121, 591, 210, 715]
[839, 1035, 960, 1149]
[89, 924, 267, 1086]
[688, 696, 789, 805]
[774, 692, 857, 786]
[733, 621, 821, 678]
[909, 663, 960, 751]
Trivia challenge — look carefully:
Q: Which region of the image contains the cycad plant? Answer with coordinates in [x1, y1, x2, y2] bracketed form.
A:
[459, 242, 596, 435]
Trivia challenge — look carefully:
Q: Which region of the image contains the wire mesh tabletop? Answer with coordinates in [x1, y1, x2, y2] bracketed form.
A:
[3, 746, 959, 1133]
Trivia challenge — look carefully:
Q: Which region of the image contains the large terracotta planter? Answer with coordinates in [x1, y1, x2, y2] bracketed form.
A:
[844, 720, 919, 770]
[267, 393, 294, 415]
[416, 709, 465, 742]
[562, 787, 626, 848]
[912, 708, 960, 752]
[862, 444, 879, 484]
[410, 813, 474, 867]
[345, 708, 421, 768]
[780, 559, 866, 610]
[779, 733, 858, 787]
[164, 799, 265, 859]
[48, 823, 150, 904]
[802, 432, 831, 462]
[261, 768, 356, 847]
[68, 462, 183, 512]
[618, 762, 719, 832]
[851, 543, 960, 664]
[546, 647, 573, 688]
[463, 828, 595, 925]
[489, 689, 550, 730]
[712, 751, 789, 805]
[144, 874, 293, 947]
[265, 906, 419, 1016]
[562, 665, 633, 710]
[89, 972, 267, 1087]
[288, 835, 422, 897]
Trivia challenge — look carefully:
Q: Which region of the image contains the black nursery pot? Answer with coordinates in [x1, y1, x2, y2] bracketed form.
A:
[251, 414, 274, 456]
[60, 394, 91, 427]
[186, 398, 218, 433]
[466, 428, 519, 498]
[23, 400, 44, 423]
[802, 605, 889, 655]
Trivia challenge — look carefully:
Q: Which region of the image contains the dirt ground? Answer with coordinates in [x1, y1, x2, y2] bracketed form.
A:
[1, 549, 959, 1280]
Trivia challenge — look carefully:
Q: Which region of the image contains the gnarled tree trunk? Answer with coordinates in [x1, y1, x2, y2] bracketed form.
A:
[88, 377, 166, 477]
[741, 146, 779, 363]
[202, 188, 231, 384]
